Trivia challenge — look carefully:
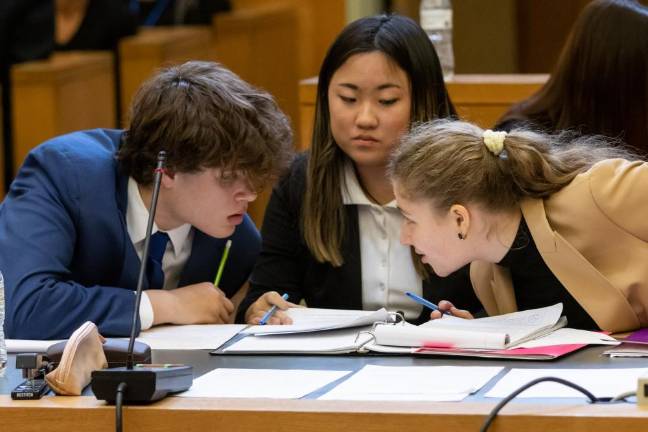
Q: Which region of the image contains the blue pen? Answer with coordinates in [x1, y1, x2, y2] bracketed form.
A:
[258, 293, 289, 325]
[405, 291, 452, 316]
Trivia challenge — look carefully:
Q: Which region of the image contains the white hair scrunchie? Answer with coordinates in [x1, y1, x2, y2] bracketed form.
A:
[482, 129, 507, 156]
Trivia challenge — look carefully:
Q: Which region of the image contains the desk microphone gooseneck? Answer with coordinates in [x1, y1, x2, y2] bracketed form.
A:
[91, 151, 193, 404]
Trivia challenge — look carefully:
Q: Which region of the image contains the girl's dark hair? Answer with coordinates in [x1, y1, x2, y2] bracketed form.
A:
[304, 14, 455, 265]
[118, 61, 293, 188]
[497, 0, 648, 156]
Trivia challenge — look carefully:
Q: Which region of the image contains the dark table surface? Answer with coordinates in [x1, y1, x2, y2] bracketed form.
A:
[1, 343, 644, 403]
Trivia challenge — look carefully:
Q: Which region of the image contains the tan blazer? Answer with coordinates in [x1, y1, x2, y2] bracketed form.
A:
[469, 159, 648, 332]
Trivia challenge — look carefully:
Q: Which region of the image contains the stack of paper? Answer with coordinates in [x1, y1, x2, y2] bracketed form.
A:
[373, 304, 567, 350]
[603, 328, 648, 358]
[367, 304, 619, 359]
[221, 305, 619, 360]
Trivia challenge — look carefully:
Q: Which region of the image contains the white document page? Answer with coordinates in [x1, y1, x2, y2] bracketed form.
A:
[7, 325, 245, 353]
[319, 365, 503, 401]
[486, 368, 648, 398]
[135, 324, 245, 350]
[224, 327, 373, 354]
[177, 368, 352, 399]
[6, 339, 63, 353]
[243, 307, 390, 335]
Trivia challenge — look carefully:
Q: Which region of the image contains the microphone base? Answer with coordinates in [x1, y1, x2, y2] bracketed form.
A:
[91, 364, 193, 404]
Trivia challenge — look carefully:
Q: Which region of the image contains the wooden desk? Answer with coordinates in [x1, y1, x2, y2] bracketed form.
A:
[119, 26, 213, 122]
[1, 394, 645, 432]
[298, 74, 548, 151]
[10, 52, 116, 172]
[1, 346, 647, 431]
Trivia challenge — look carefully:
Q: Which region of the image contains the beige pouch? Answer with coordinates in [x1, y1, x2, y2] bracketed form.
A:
[45, 321, 108, 395]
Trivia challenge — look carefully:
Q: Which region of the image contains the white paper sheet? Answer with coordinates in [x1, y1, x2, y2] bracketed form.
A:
[224, 327, 373, 354]
[6, 324, 245, 353]
[319, 365, 503, 401]
[177, 368, 352, 399]
[486, 368, 648, 398]
[6, 339, 63, 353]
[243, 307, 390, 335]
[135, 324, 245, 350]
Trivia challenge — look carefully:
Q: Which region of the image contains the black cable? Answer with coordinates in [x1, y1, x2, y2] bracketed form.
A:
[479, 376, 599, 432]
[115, 382, 128, 432]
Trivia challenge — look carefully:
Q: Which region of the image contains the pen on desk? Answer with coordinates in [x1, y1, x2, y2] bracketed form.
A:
[213, 239, 232, 287]
[405, 291, 452, 316]
[259, 293, 289, 325]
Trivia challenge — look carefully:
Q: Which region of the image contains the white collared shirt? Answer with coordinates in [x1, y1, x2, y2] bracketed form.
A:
[341, 162, 423, 320]
[126, 178, 194, 329]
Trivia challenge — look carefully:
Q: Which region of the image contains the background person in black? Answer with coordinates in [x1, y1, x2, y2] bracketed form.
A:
[495, 0, 648, 157]
[54, 0, 136, 51]
[0, 0, 54, 189]
[135, 0, 231, 26]
[55, 0, 137, 126]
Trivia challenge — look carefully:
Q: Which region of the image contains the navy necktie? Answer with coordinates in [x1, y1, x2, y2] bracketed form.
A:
[147, 231, 170, 289]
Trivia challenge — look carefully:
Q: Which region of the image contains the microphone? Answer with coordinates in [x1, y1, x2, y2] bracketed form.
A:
[91, 151, 193, 403]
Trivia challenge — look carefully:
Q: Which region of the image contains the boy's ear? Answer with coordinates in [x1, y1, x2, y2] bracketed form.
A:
[160, 169, 176, 188]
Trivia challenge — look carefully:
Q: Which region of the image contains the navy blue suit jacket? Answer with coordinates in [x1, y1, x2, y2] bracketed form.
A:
[0, 129, 261, 339]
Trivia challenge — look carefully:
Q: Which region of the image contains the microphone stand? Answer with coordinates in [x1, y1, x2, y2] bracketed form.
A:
[91, 151, 193, 403]
[128, 151, 165, 369]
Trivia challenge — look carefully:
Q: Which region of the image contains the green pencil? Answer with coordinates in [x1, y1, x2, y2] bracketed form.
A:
[213, 239, 232, 287]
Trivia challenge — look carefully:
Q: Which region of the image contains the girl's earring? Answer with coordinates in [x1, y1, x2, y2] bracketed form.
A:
[457, 233, 465, 240]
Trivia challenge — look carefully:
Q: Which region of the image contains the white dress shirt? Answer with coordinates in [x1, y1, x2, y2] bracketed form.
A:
[126, 178, 194, 329]
[340, 162, 423, 320]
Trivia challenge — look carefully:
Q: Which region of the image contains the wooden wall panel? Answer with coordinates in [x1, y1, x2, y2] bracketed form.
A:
[119, 26, 212, 124]
[516, 0, 591, 73]
[232, 0, 346, 79]
[11, 51, 115, 172]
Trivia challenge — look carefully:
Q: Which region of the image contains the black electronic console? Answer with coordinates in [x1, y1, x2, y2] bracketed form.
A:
[91, 364, 193, 403]
[90, 151, 193, 404]
[12, 378, 50, 400]
[11, 353, 51, 400]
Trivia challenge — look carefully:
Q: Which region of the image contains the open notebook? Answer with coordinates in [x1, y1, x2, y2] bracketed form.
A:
[372, 303, 567, 350]
[220, 304, 619, 360]
[242, 307, 393, 335]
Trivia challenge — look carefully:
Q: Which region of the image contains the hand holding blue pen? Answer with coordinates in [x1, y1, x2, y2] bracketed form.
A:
[258, 293, 290, 325]
[405, 291, 453, 316]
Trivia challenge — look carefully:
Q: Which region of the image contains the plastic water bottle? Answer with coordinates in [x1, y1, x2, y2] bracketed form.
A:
[0, 272, 6, 377]
[420, 0, 455, 79]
